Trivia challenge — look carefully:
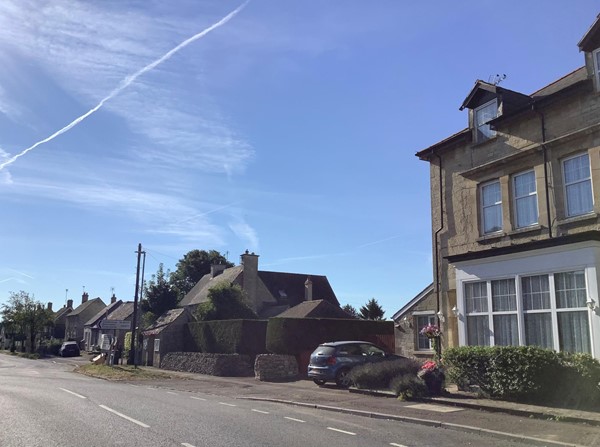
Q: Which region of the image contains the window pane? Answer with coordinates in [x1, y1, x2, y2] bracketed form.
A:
[475, 101, 497, 142]
[521, 275, 550, 310]
[467, 316, 490, 346]
[564, 154, 590, 183]
[491, 279, 516, 311]
[558, 311, 591, 354]
[555, 271, 587, 308]
[524, 313, 553, 349]
[465, 282, 488, 313]
[482, 182, 501, 206]
[482, 182, 502, 233]
[514, 171, 538, 227]
[493, 315, 519, 346]
[483, 205, 502, 233]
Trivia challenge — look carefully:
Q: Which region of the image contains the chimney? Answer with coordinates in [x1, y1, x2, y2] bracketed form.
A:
[211, 263, 226, 278]
[240, 250, 259, 311]
[82, 292, 89, 304]
[67, 299, 73, 309]
[111, 293, 117, 304]
[47, 302, 53, 312]
[304, 276, 313, 301]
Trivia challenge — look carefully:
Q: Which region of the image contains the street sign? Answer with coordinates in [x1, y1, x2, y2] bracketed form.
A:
[99, 319, 131, 330]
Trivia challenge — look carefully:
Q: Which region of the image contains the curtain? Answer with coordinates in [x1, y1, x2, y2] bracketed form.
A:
[558, 311, 591, 354]
[564, 154, 593, 216]
[493, 315, 519, 346]
[524, 313, 553, 349]
[521, 275, 550, 310]
[555, 271, 586, 308]
[467, 316, 490, 346]
[492, 279, 516, 311]
[465, 281, 488, 313]
[514, 171, 538, 227]
[482, 182, 502, 233]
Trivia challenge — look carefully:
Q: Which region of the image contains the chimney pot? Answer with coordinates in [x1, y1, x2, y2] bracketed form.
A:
[82, 292, 89, 304]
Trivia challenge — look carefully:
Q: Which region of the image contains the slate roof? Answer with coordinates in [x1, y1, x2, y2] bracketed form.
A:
[54, 306, 72, 321]
[84, 300, 122, 327]
[142, 308, 189, 336]
[258, 271, 338, 307]
[107, 302, 135, 321]
[179, 266, 243, 307]
[276, 299, 354, 319]
[391, 283, 434, 322]
[68, 297, 105, 317]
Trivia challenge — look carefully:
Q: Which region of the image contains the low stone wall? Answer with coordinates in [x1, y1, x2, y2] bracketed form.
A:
[254, 354, 298, 382]
[160, 352, 254, 377]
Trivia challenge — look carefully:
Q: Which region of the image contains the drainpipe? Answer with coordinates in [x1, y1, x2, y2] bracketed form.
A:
[433, 151, 444, 347]
[532, 103, 553, 238]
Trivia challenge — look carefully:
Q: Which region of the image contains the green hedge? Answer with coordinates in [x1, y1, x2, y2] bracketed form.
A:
[186, 320, 267, 356]
[266, 318, 394, 354]
[443, 346, 600, 408]
[348, 357, 421, 390]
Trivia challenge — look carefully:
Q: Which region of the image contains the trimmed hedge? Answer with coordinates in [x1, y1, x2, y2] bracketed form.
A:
[348, 357, 421, 390]
[443, 346, 600, 409]
[266, 318, 394, 354]
[185, 320, 268, 356]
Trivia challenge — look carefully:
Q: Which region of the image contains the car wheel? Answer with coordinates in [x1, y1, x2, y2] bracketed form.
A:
[313, 379, 326, 386]
[335, 368, 352, 388]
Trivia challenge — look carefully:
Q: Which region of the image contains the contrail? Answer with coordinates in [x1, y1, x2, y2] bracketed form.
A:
[0, 1, 249, 171]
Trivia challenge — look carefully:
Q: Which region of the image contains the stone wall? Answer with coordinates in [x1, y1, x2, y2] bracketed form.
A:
[160, 352, 254, 377]
[254, 354, 298, 382]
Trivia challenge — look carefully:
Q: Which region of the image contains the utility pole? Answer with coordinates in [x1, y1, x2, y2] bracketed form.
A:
[129, 243, 143, 367]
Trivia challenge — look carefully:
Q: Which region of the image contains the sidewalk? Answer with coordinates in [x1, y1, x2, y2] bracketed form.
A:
[133, 367, 600, 447]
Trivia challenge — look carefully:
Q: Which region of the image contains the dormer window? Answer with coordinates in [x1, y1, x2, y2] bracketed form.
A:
[474, 100, 498, 142]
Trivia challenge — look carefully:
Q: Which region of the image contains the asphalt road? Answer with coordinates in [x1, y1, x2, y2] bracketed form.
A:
[0, 354, 538, 447]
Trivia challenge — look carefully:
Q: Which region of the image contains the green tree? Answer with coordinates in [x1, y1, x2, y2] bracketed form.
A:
[170, 249, 233, 300]
[141, 263, 178, 321]
[358, 298, 385, 320]
[195, 283, 257, 321]
[1, 291, 53, 353]
[341, 304, 359, 318]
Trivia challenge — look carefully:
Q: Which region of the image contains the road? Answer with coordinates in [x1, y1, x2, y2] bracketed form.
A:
[0, 354, 543, 446]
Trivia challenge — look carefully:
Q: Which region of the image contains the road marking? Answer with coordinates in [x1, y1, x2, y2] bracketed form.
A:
[99, 405, 150, 428]
[219, 402, 237, 407]
[390, 444, 408, 447]
[181, 444, 195, 447]
[166, 391, 178, 395]
[252, 409, 269, 414]
[190, 396, 206, 401]
[405, 403, 463, 413]
[59, 388, 86, 399]
[327, 427, 356, 436]
[129, 384, 139, 388]
[284, 417, 305, 423]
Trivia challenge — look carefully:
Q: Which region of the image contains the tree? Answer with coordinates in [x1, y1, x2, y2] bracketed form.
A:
[358, 298, 385, 320]
[195, 283, 257, 321]
[170, 250, 233, 300]
[341, 304, 359, 318]
[141, 263, 179, 320]
[1, 291, 53, 353]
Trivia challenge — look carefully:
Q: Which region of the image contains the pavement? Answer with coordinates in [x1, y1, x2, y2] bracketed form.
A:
[65, 355, 600, 447]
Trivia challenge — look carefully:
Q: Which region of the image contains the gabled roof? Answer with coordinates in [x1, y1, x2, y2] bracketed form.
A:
[392, 283, 434, 322]
[141, 308, 190, 336]
[84, 300, 122, 327]
[68, 297, 105, 317]
[54, 306, 72, 321]
[578, 13, 600, 52]
[258, 271, 339, 307]
[459, 80, 530, 111]
[179, 266, 243, 307]
[276, 299, 354, 319]
[107, 302, 135, 321]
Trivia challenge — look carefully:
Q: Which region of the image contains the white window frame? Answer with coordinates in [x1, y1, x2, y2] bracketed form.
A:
[415, 313, 436, 351]
[512, 170, 538, 228]
[480, 180, 503, 234]
[154, 338, 160, 352]
[562, 152, 594, 218]
[474, 100, 497, 142]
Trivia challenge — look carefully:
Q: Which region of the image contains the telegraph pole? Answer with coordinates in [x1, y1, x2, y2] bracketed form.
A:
[129, 243, 143, 367]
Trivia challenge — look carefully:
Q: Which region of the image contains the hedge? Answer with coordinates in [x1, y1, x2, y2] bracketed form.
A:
[185, 320, 268, 356]
[443, 346, 600, 409]
[266, 318, 394, 354]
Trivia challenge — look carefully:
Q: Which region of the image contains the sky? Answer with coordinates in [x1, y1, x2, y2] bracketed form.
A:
[0, 1, 598, 317]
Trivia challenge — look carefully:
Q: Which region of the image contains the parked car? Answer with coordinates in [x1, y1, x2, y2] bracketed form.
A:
[59, 341, 80, 357]
[307, 340, 402, 387]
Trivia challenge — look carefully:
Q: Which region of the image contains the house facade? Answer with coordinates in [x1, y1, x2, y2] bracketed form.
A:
[65, 293, 106, 345]
[416, 15, 600, 360]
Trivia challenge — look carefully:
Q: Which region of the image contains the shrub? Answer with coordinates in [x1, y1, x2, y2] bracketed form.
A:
[186, 320, 267, 356]
[390, 374, 428, 400]
[348, 357, 421, 390]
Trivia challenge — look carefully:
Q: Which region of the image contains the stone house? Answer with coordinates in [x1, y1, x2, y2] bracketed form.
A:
[179, 251, 339, 318]
[415, 14, 600, 360]
[82, 294, 123, 352]
[392, 283, 437, 358]
[53, 300, 73, 340]
[141, 308, 193, 367]
[65, 293, 106, 346]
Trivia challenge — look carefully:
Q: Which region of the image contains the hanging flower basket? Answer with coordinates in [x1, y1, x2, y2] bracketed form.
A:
[420, 324, 441, 339]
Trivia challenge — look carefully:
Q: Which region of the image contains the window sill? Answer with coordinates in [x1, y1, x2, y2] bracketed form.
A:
[557, 213, 598, 227]
[507, 224, 543, 237]
[477, 231, 505, 243]
[414, 350, 435, 355]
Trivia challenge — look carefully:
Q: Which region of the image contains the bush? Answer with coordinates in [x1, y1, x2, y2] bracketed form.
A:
[390, 374, 428, 400]
[186, 320, 267, 356]
[443, 346, 600, 408]
[348, 358, 421, 390]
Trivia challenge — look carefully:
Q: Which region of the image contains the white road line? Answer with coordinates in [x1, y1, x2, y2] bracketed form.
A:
[390, 443, 408, 447]
[59, 388, 86, 399]
[190, 396, 206, 401]
[284, 417, 305, 423]
[252, 409, 270, 414]
[129, 384, 139, 388]
[181, 444, 195, 447]
[166, 391, 178, 395]
[327, 427, 356, 436]
[219, 402, 236, 407]
[99, 405, 150, 428]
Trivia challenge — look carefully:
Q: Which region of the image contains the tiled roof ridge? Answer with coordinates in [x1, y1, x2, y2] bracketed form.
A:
[530, 66, 586, 96]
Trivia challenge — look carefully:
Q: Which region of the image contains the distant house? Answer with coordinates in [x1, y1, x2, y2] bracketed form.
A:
[65, 293, 106, 346]
[179, 251, 339, 318]
[141, 308, 193, 367]
[392, 284, 436, 358]
[277, 299, 355, 319]
[53, 300, 73, 340]
[104, 301, 136, 350]
[83, 295, 123, 352]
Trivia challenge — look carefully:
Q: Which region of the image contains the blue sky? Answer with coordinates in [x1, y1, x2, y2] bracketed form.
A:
[0, 1, 598, 317]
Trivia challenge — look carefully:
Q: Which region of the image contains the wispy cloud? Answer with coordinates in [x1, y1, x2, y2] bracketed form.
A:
[229, 218, 259, 251]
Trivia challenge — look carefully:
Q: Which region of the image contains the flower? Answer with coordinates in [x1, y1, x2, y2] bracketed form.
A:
[419, 324, 441, 339]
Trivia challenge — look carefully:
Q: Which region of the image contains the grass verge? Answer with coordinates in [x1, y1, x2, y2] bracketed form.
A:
[76, 364, 173, 381]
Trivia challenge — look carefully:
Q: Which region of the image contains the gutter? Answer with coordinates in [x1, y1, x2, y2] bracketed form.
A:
[433, 151, 443, 339]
